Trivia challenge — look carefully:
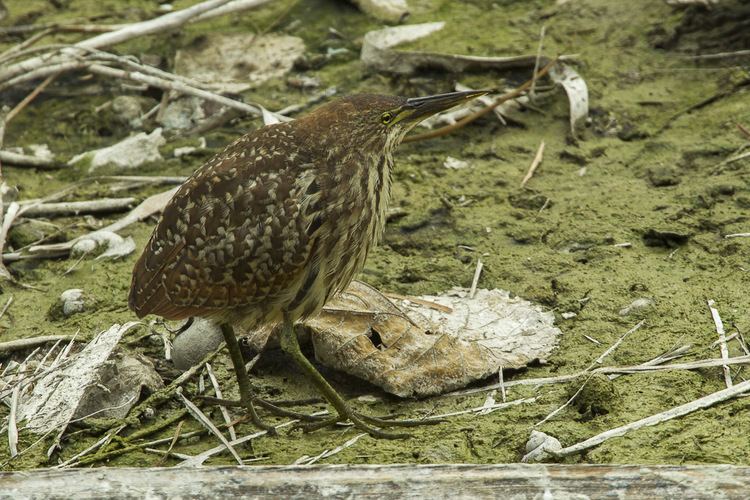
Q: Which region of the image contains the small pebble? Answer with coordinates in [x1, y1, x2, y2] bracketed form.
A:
[619, 297, 654, 316]
[60, 289, 85, 317]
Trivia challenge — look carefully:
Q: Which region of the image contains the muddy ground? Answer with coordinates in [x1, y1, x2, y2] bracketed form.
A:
[1, 0, 750, 468]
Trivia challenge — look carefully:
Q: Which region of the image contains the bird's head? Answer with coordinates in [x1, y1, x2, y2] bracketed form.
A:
[300, 90, 488, 155]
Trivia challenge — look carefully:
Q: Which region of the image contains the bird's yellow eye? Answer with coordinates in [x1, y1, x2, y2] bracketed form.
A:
[381, 112, 394, 125]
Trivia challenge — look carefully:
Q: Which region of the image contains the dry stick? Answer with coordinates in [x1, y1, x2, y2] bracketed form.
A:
[205, 363, 236, 441]
[550, 378, 750, 457]
[0, 150, 61, 169]
[13, 197, 135, 217]
[403, 58, 558, 143]
[157, 420, 185, 466]
[3, 188, 177, 263]
[738, 123, 750, 140]
[5, 72, 59, 125]
[520, 140, 545, 188]
[190, 0, 275, 23]
[707, 299, 732, 388]
[304, 433, 368, 466]
[0, 60, 93, 93]
[54, 433, 113, 469]
[535, 377, 591, 427]
[427, 397, 536, 420]
[529, 25, 546, 100]
[469, 258, 483, 299]
[724, 233, 750, 239]
[0, 0, 235, 83]
[175, 388, 243, 466]
[8, 386, 20, 457]
[686, 49, 750, 61]
[591, 320, 645, 368]
[608, 344, 691, 380]
[446, 355, 750, 398]
[87, 64, 262, 117]
[0, 27, 55, 62]
[177, 411, 329, 467]
[499, 367, 507, 402]
[0, 202, 20, 281]
[0, 295, 12, 322]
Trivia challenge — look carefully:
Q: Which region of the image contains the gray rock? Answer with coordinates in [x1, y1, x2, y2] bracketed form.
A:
[172, 318, 224, 370]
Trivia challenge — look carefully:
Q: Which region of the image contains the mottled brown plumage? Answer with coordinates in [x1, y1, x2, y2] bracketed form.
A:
[129, 91, 487, 438]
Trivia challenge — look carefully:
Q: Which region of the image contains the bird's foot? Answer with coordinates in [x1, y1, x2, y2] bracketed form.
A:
[198, 395, 326, 422]
[297, 407, 440, 439]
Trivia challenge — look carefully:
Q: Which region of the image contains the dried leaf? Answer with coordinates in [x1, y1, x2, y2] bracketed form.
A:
[16, 323, 146, 434]
[305, 281, 560, 397]
[549, 63, 589, 135]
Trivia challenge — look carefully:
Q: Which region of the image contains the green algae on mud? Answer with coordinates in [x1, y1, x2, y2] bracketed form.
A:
[2, 0, 750, 469]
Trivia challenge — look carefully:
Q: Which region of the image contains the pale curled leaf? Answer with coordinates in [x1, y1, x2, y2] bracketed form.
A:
[306, 282, 560, 397]
[15, 322, 147, 434]
[549, 63, 589, 135]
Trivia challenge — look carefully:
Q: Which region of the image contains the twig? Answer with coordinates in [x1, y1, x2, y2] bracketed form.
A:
[403, 58, 558, 143]
[86, 64, 263, 117]
[591, 320, 645, 368]
[0, 27, 55, 62]
[0, 0, 234, 84]
[302, 433, 368, 466]
[550, 378, 750, 457]
[205, 363, 236, 441]
[55, 433, 113, 468]
[469, 258, 483, 299]
[445, 355, 750, 398]
[520, 140, 545, 188]
[157, 420, 185, 466]
[13, 197, 135, 218]
[685, 49, 750, 61]
[499, 368, 507, 403]
[608, 344, 691, 380]
[738, 123, 750, 140]
[5, 72, 59, 125]
[0, 150, 62, 169]
[0, 335, 73, 354]
[427, 397, 536, 419]
[724, 233, 750, 239]
[381, 293, 453, 313]
[3, 188, 176, 263]
[176, 388, 243, 465]
[8, 386, 19, 457]
[0, 295, 12, 321]
[707, 299, 732, 388]
[529, 25, 546, 100]
[176, 411, 329, 467]
[536, 376, 592, 426]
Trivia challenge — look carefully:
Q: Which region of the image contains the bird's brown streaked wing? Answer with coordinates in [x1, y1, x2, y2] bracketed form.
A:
[129, 126, 318, 320]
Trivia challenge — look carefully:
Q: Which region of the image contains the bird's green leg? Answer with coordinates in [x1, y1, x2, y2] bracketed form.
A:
[279, 315, 438, 439]
[219, 324, 326, 425]
[220, 324, 275, 432]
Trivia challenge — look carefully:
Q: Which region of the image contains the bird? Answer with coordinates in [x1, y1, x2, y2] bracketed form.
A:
[129, 90, 487, 438]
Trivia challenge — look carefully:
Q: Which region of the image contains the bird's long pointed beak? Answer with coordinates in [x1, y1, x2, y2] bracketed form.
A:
[403, 89, 489, 122]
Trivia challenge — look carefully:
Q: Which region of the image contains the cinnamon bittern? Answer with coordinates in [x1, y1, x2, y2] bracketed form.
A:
[129, 90, 487, 438]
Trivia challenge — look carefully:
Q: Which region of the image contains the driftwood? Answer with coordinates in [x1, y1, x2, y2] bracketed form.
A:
[0, 464, 747, 498]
